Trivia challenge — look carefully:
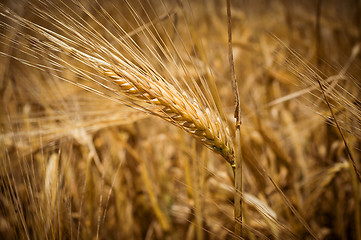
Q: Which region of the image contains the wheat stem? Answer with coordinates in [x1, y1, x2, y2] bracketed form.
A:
[226, 0, 243, 236]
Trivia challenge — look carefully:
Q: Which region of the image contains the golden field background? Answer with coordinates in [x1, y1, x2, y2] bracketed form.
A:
[0, 0, 360, 239]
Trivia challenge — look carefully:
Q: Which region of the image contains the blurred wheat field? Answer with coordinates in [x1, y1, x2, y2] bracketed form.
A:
[0, 0, 360, 239]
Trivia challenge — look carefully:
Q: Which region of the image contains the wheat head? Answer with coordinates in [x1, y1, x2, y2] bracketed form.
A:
[0, 2, 235, 165]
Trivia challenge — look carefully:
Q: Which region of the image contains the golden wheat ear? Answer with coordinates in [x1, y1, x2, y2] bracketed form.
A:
[98, 57, 235, 164]
[0, 1, 235, 165]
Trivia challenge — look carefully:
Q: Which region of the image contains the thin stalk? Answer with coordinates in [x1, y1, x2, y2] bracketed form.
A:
[226, 0, 242, 237]
[234, 127, 243, 237]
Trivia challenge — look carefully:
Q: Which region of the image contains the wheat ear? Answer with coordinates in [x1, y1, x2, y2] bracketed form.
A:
[100, 62, 235, 165]
[0, 6, 235, 165]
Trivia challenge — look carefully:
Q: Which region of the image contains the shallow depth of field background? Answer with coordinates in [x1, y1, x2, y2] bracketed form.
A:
[0, 0, 360, 239]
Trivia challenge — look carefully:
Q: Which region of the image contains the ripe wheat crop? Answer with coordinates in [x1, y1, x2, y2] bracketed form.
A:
[1, 0, 360, 239]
